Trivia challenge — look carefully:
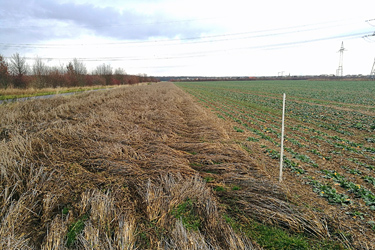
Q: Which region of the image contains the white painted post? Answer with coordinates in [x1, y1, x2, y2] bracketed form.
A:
[279, 93, 286, 183]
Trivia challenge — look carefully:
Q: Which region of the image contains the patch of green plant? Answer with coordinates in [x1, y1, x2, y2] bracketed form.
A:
[246, 136, 260, 142]
[259, 133, 277, 144]
[330, 150, 343, 155]
[363, 146, 375, 153]
[147, 219, 166, 239]
[66, 214, 88, 248]
[62, 207, 69, 215]
[283, 157, 298, 168]
[234, 126, 244, 132]
[217, 114, 225, 120]
[367, 221, 375, 231]
[62, 204, 72, 215]
[283, 157, 307, 174]
[264, 148, 280, 159]
[309, 178, 351, 205]
[348, 168, 362, 175]
[309, 149, 322, 156]
[190, 162, 203, 167]
[231, 185, 241, 191]
[334, 143, 360, 153]
[321, 169, 375, 207]
[203, 169, 219, 174]
[346, 210, 365, 220]
[364, 176, 375, 187]
[171, 198, 201, 231]
[311, 163, 319, 168]
[213, 186, 226, 192]
[352, 122, 364, 130]
[203, 176, 214, 182]
[137, 231, 150, 248]
[294, 153, 313, 163]
[288, 137, 304, 147]
[223, 213, 345, 250]
[292, 167, 306, 174]
[348, 158, 375, 170]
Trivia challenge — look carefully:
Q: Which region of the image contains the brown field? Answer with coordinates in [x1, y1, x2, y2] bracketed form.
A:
[0, 82, 373, 249]
[0, 85, 119, 100]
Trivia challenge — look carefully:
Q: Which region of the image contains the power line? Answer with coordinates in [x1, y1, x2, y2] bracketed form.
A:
[3, 31, 368, 62]
[366, 19, 375, 27]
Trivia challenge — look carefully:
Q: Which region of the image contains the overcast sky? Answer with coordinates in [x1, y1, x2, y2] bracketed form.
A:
[1, 0, 375, 76]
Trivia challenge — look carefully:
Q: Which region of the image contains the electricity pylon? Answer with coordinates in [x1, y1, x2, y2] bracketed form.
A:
[371, 58, 375, 80]
[363, 19, 375, 79]
[336, 41, 346, 77]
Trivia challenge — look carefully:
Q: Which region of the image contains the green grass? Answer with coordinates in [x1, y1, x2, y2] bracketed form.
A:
[203, 176, 214, 182]
[223, 214, 346, 250]
[171, 198, 201, 231]
[0, 91, 57, 100]
[66, 214, 88, 247]
[62, 206, 69, 215]
[213, 186, 226, 192]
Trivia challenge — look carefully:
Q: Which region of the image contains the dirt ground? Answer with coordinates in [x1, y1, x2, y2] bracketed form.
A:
[0, 82, 373, 249]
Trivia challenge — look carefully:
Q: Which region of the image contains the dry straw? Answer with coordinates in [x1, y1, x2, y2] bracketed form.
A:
[0, 82, 367, 249]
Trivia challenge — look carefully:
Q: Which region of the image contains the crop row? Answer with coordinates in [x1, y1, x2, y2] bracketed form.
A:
[177, 81, 375, 214]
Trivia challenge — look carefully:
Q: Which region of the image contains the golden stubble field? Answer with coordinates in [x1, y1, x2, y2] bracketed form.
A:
[0, 82, 373, 249]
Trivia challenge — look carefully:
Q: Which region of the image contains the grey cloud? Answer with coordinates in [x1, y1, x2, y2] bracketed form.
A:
[0, 0, 213, 43]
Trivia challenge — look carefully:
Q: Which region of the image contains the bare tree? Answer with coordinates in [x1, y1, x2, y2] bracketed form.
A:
[72, 58, 87, 75]
[65, 59, 87, 86]
[0, 54, 10, 88]
[93, 63, 113, 76]
[92, 63, 113, 85]
[113, 67, 127, 85]
[114, 67, 126, 75]
[66, 62, 75, 75]
[32, 56, 47, 76]
[8, 53, 30, 88]
[9, 53, 28, 76]
[32, 57, 48, 88]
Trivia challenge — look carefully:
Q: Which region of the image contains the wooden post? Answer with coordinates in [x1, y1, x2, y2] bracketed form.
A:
[279, 93, 286, 183]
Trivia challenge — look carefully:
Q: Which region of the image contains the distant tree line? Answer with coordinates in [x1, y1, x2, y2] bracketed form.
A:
[0, 53, 158, 89]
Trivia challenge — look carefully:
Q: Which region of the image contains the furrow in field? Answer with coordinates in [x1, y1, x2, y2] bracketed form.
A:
[177, 82, 375, 211]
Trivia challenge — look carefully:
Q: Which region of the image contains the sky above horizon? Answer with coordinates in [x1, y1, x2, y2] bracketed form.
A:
[1, 0, 375, 76]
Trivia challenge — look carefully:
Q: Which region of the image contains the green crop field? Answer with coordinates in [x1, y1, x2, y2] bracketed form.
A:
[176, 80, 375, 211]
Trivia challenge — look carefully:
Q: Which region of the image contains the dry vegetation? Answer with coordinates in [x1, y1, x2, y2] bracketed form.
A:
[0, 82, 366, 249]
[0, 85, 112, 98]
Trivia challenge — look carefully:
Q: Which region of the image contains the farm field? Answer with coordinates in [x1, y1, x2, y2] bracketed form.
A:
[176, 80, 375, 248]
[0, 81, 373, 249]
